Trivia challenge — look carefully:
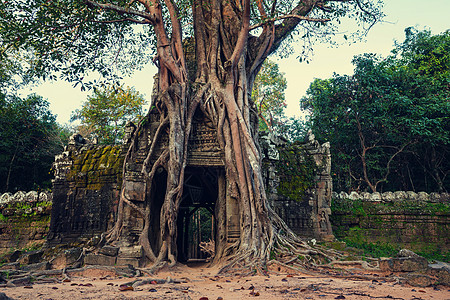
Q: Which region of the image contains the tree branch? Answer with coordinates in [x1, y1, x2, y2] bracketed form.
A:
[86, 0, 155, 23]
[250, 15, 330, 31]
[93, 18, 150, 24]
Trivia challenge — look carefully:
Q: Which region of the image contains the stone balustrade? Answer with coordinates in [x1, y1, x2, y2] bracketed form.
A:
[332, 191, 449, 203]
[0, 191, 52, 254]
[0, 191, 52, 205]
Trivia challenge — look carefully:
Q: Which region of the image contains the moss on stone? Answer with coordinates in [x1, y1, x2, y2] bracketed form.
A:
[275, 146, 318, 201]
[66, 145, 124, 190]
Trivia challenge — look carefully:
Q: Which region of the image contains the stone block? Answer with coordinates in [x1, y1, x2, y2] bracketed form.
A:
[427, 262, 450, 286]
[99, 245, 119, 257]
[18, 250, 43, 265]
[84, 253, 116, 266]
[405, 273, 437, 287]
[379, 256, 428, 272]
[20, 262, 51, 272]
[114, 264, 136, 277]
[116, 257, 140, 268]
[52, 248, 82, 268]
[118, 246, 143, 258]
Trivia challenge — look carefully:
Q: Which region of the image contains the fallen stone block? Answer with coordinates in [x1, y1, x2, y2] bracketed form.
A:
[114, 264, 137, 277]
[427, 261, 450, 286]
[116, 257, 139, 268]
[20, 262, 50, 272]
[405, 273, 438, 287]
[84, 253, 116, 266]
[52, 248, 82, 268]
[118, 246, 143, 258]
[379, 256, 428, 272]
[99, 245, 119, 257]
[18, 250, 43, 265]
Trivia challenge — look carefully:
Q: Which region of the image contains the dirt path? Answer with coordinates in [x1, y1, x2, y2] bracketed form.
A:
[1, 264, 448, 300]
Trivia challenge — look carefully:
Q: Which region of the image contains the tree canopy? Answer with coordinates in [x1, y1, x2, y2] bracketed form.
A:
[251, 59, 287, 132]
[302, 28, 450, 193]
[0, 94, 65, 192]
[71, 84, 147, 144]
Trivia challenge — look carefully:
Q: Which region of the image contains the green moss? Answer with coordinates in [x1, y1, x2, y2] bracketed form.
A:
[276, 146, 319, 201]
[66, 145, 124, 190]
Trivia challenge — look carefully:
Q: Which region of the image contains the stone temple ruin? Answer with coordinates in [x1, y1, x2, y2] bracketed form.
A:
[48, 109, 332, 266]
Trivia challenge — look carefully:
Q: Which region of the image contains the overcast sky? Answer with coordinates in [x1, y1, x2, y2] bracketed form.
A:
[19, 0, 450, 124]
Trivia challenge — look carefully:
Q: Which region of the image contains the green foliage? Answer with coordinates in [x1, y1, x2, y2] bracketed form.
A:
[276, 145, 318, 200]
[71, 84, 146, 144]
[0, 94, 64, 192]
[342, 230, 400, 258]
[331, 198, 450, 262]
[302, 29, 450, 192]
[0, 0, 383, 89]
[252, 60, 287, 132]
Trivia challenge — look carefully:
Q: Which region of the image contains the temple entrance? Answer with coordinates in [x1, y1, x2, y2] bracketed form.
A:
[177, 167, 220, 262]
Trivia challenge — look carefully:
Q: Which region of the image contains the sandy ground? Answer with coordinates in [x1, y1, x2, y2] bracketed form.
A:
[1, 263, 449, 300]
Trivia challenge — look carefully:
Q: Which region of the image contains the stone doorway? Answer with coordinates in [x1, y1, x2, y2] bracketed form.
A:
[177, 167, 220, 262]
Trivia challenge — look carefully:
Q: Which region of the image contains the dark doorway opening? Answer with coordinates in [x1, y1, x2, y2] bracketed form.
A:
[177, 167, 219, 262]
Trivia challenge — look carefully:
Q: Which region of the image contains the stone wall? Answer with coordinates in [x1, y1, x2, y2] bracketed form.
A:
[47, 134, 124, 245]
[0, 191, 52, 254]
[262, 132, 333, 241]
[331, 191, 450, 258]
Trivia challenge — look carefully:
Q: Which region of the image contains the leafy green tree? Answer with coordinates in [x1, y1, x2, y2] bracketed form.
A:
[1, 0, 383, 268]
[252, 60, 287, 132]
[71, 84, 146, 144]
[0, 94, 64, 192]
[303, 29, 450, 193]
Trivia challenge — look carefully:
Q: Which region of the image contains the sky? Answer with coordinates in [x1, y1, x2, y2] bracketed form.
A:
[19, 0, 450, 124]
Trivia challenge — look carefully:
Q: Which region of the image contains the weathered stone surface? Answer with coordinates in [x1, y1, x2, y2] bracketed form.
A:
[269, 132, 333, 240]
[25, 191, 39, 202]
[379, 256, 428, 272]
[405, 273, 437, 287]
[118, 246, 143, 258]
[13, 191, 26, 202]
[18, 250, 43, 265]
[47, 144, 123, 245]
[114, 264, 136, 277]
[398, 249, 420, 258]
[20, 261, 50, 272]
[348, 191, 361, 200]
[394, 191, 407, 202]
[427, 262, 450, 286]
[116, 257, 139, 268]
[417, 192, 429, 201]
[381, 191, 394, 202]
[84, 254, 116, 266]
[99, 246, 119, 257]
[369, 192, 381, 202]
[52, 248, 82, 268]
[0, 193, 12, 204]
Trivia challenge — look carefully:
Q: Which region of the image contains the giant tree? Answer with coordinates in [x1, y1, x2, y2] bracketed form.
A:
[1, 0, 383, 270]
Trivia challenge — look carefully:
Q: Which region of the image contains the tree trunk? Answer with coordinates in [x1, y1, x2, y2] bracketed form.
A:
[103, 0, 321, 272]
